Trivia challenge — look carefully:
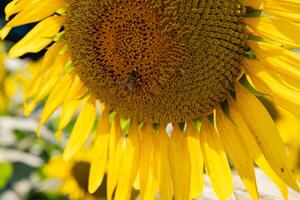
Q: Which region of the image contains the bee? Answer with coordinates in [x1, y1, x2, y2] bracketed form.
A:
[125, 70, 140, 91]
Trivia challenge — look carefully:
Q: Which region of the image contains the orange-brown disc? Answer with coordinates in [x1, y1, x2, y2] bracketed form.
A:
[65, 0, 247, 123]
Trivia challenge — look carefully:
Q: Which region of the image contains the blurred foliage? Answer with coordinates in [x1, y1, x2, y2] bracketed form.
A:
[0, 163, 13, 189]
[0, 37, 67, 199]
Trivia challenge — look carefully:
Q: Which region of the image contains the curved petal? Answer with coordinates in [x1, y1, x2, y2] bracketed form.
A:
[200, 118, 233, 200]
[114, 120, 140, 200]
[139, 123, 158, 200]
[169, 125, 191, 200]
[228, 97, 288, 199]
[88, 109, 111, 193]
[8, 16, 64, 57]
[186, 122, 204, 199]
[216, 107, 259, 200]
[63, 98, 96, 161]
[236, 83, 299, 191]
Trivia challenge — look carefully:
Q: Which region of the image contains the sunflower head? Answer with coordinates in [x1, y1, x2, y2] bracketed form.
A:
[2, 0, 300, 199]
[65, 0, 248, 123]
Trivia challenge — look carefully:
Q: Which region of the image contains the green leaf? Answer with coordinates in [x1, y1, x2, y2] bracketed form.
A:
[0, 162, 13, 189]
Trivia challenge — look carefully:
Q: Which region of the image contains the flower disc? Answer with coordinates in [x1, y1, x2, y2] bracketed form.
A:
[65, 0, 247, 122]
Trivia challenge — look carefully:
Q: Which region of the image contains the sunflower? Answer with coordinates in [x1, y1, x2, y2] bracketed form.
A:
[2, 0, 300, 199]
[44, 150, 107, 200]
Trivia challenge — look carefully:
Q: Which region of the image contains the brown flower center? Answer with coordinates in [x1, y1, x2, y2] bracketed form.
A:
[65, 0, 247, 123]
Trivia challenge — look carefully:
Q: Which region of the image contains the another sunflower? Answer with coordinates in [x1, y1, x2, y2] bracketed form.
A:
[0, 42, 34, 113]
[2, 0, 300, 199]
[44, 150, 107, 200]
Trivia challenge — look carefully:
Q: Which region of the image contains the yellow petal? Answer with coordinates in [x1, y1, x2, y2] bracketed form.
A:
[56, 100, 82, 135]
[265, 0, 300, 22]
[24, 41, 65, 102]
[248, 41, 300, 65]
[248, 42, 300, 83]
[31, 51, 70, 102]
[154, 127, 173, 200]
[256, 157, 289, 200]
[23, 100, 37, 117]
[38, 73, 73, 129]
[4, 0, 19, 20]
[244, 0, 264, 9]
[31, 72, 60, 101]
[88, 109, 110, 193]
[244, 16, 300, 47]
[216, 106, 259, 200]
[244, 59, 300, 122]
[8, 16, 64, 57]
[4, 0, 64, 28]
[107, 116, 123, 200]
[169, 125, 191, 200]
[186, 122, 204, 199]
[245, 50, 300, 88]
[64, 75, 87, 103]
[55, 100, 84, 141]
[200, 118, 233, 200]
[114, 120, 140, 200]
[38, 40, 65, 75]
[63, 98, 96, 161]
[43, 156, 69, 179]
[4, 0, 41, 20]
[24, 71, 61, 116]
[133, 171, 140, 190]
[236, 83, 299, 191]
[108, 115, 120, 159]
[139, 123, 158, 200]
[0, 27, 12, 40]
[228, 97, 288, 199]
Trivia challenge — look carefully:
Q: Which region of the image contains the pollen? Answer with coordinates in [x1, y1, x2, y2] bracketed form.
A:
[65, 0, 248, 123]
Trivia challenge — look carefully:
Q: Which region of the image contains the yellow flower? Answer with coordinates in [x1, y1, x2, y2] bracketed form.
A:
[44, 150, 107, 200]
[2, 0, 300, 199]
[0, 43, 38, 113]
[5, 61, 37, 101]
[0, 42, 33, 113]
